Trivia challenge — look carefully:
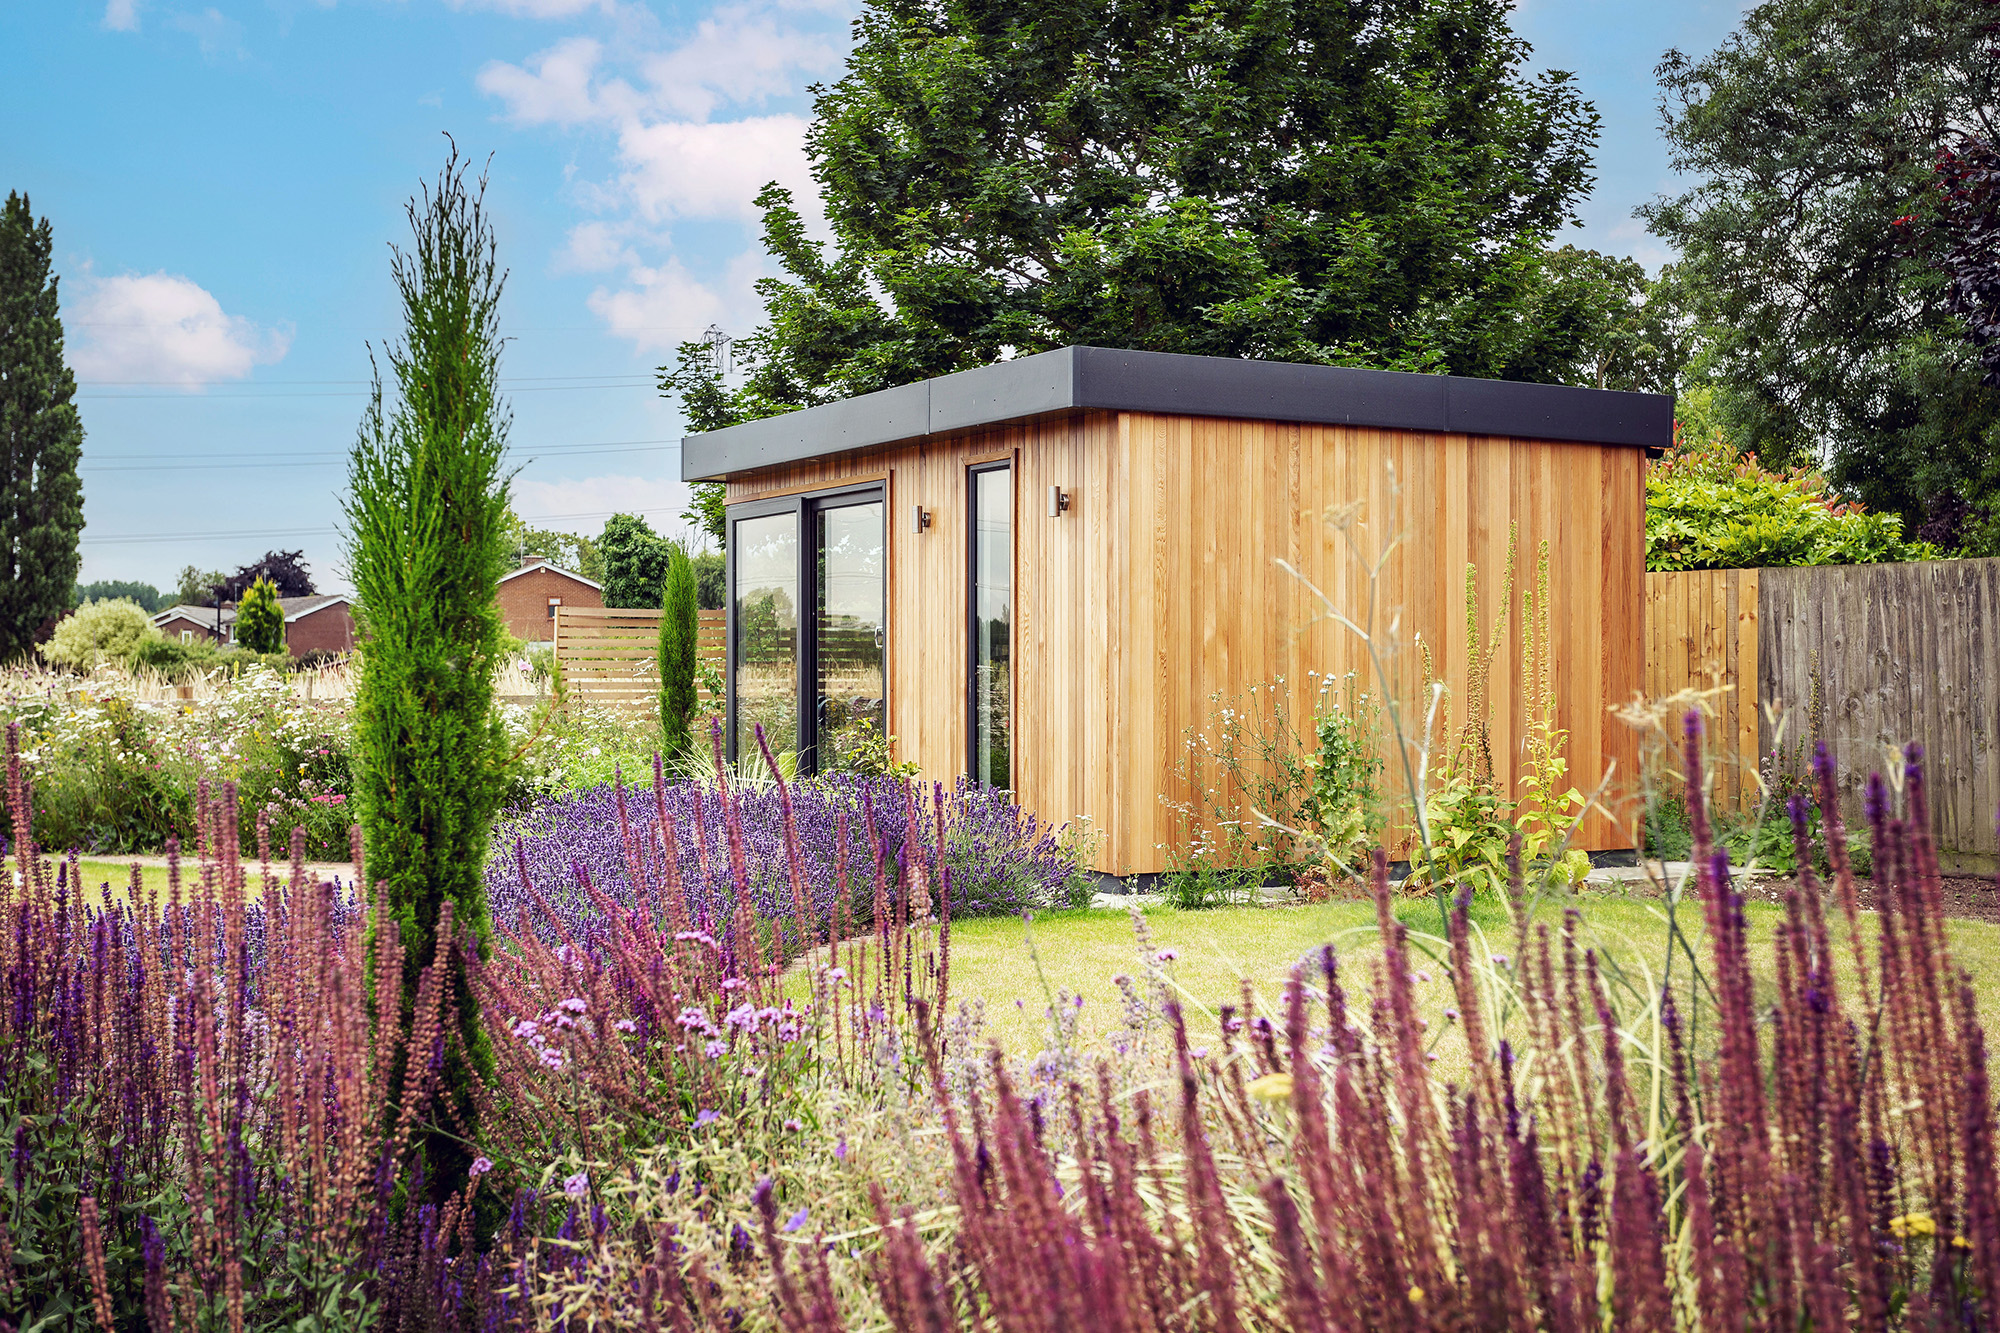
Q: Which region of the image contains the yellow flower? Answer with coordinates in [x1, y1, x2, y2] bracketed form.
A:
[1890, 1213, 1936, 1239]
[1246, 1072, 1293, 1104]
[1954, 1235, 1973, 1250]
[1408, 1286, 1425, 1306]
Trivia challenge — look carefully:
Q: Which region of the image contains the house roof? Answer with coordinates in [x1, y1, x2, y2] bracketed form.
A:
[681, 344, 1677, 483]
[499, 558, 603, 591]
[277, 594, 354, 622]
[152, 604, 235, 626]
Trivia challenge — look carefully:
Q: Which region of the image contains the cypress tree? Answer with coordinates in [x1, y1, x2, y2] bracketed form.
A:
[235, 575, 285, 654]
[344, 145, 512, 1192]
[658, 542, 698, 756]
[0, 192, 85, 662]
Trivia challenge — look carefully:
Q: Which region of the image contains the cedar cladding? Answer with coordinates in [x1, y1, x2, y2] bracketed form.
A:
[726, 409, 1644, 872]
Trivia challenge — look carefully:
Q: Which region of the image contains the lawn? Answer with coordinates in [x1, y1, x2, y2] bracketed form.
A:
[797, 886, 2000, 1056]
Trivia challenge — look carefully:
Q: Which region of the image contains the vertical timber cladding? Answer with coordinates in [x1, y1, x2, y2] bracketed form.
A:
[725, 409, 1645, 874]
[1115, 412, 1642, 870]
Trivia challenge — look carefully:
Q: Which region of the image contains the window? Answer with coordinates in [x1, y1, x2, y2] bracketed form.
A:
[726, 485, 886, 772]
[730, 507, 801, 759]
[968, 462, 1012, 788]
[180, 629, 192, 644]
[548, 597, 561, 619]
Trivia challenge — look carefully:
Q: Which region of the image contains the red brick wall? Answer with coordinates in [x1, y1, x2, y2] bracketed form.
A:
[497, 566, 603, 642]
[157, 615, 226, 643]
[285, 604, 356, 656]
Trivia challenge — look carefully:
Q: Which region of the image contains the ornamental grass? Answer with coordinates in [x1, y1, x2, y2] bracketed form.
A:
[3, 711, 2000, 1330]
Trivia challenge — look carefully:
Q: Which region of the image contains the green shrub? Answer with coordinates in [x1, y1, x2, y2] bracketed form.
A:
[40, 598, 158, 670]
[234, 575, 286, 654]
[657, 542, 698, 756]
[1647, 434, 1941, 571]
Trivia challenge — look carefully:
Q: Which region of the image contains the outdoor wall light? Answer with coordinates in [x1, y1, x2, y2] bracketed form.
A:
[1048, 485, 1071, 518]
[912, 504, 932, 533]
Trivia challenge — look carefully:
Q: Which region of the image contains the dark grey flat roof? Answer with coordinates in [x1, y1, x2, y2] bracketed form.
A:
[682, 345, 1674, 481]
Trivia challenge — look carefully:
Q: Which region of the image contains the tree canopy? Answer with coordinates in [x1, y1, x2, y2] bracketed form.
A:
[1639, 0, 2000, 546]
[664, 0, 1608, 442]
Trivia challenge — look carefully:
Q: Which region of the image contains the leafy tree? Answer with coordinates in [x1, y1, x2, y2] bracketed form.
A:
[1646, 432, 1938, 572]
[657, 543, 699, 757]
[691, 550, 725, 611]
[502, 508, 604, 582]
[74, 580, 162, 613]
[40, 598, 158, 670]
[173, 565, 229, 607]
[685, 484, 725, 548]
[1639, 0, 2000, 537]
[0, 192, 85, 662]
[344, 145, 512, 1196]
[600, 512, 676, 608]
[220, 549, 315, 600]
[234, 575, 285, 654]
[662, 0, 1602, 445]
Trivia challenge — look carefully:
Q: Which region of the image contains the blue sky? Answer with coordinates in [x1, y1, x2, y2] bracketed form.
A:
[2, 0, 1744, 596]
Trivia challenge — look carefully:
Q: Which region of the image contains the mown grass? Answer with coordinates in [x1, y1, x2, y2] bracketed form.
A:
[795, 887, 2000, 1057]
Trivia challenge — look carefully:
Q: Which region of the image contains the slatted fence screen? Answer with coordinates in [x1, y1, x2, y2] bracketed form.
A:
[1644, 569, 1761, 813]
[554, 607, 726, 706]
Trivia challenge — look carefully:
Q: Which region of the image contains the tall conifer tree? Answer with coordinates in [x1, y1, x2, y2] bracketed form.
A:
[0, 193, 84, 662]
[345, 146, 512, 1191]
[657, 542, 698, 757]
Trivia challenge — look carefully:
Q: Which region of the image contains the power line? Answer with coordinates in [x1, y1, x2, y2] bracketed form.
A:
[78, 380, 658, 401]
[78, 504, 692, 546]
[84, 435, 683, 462]
[81, 439, 685, 472]
[75, 373, 665, 387]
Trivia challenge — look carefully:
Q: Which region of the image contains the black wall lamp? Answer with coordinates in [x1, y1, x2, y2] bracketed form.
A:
[1048, 485, 1071, 517]
[912, 504, 932, 533]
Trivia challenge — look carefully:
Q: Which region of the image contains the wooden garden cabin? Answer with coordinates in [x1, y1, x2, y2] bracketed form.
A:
[684, 346, 1672, 877]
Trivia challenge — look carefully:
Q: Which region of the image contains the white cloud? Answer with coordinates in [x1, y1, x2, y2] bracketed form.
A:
[478, 37, 638, 127]
[103, 0, 142, 30]
[585, 256, 725, 352]
[558, 219, 640, 272]
[447, 0, 616, 18]
[637, 7, 839, 120]
[169, 7, 248, 60]
[617, 115, 812, 222]
[69, 273, 292, 388]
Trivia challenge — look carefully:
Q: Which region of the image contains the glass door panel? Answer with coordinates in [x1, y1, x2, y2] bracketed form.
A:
[732, 511, 799, 759]
[814, 500, 886, 772]
[970, 465, 1012, 788]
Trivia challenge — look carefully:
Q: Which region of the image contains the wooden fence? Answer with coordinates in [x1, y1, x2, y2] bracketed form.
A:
[1644, 568, 1761, 814]
[553, 607, 725, 706]
[1645, 559, 2000, 870]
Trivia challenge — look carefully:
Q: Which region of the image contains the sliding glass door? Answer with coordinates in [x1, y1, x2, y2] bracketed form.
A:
[727, 485, 884, 773]
[968, 463, 1012, 789]
[813, 496, 886, 771]
[730, 508, 800, 760]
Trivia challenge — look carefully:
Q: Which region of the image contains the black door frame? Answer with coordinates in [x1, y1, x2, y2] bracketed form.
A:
[724, 480, 885, 774]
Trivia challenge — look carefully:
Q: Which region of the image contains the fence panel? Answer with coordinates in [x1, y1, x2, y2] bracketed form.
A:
[1644, 568, 1760, 813]
[1759, 560, 2000, 867]
[554, 607, 726, 706]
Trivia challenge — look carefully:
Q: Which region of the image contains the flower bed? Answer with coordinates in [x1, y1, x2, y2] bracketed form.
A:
[488, 767, 1095, 947]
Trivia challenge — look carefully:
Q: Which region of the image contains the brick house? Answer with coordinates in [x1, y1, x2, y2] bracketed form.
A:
[496, 558, 604, 642]
[278, 595, 356, 657]
[151, 605, 234, 643]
